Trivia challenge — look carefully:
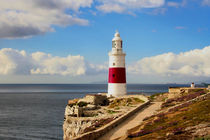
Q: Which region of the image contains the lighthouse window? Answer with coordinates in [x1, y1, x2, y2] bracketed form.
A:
[112, 74, 115, 77]
[113, 63, 115, 66]
[112, 41, 115, 48]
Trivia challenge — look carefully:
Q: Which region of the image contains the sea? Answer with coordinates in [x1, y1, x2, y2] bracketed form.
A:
[0, 84, 188, 140]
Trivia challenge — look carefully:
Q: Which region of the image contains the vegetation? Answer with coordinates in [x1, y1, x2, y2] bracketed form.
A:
[108, 97, 144, 108]
[195, 136, 210, 140]
[107, 109, 118, 114]
[125, 92, 210, 140]
[161, 90, 208, 109]
[149, 92, 165, 101]
[77, 101, 88, 107]
[114, 107, 120, 110]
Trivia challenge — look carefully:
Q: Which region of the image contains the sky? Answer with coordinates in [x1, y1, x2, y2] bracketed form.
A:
[0, 0, 210, 84]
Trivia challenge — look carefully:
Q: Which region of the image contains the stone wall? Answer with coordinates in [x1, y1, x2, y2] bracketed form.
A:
[168, 88, 181, 94]
[169, 87, 207, 95]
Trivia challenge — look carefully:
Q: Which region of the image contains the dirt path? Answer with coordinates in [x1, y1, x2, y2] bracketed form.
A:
[99, 102, 162, 140]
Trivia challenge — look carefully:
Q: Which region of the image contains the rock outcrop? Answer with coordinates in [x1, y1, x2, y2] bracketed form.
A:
[63, 94, 146, 140]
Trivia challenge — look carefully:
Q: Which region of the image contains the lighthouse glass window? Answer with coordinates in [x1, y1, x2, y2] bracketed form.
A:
[112, 41, 116, 48]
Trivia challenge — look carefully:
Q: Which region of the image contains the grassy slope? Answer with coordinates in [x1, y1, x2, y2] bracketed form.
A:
[124, 91, 210, 140]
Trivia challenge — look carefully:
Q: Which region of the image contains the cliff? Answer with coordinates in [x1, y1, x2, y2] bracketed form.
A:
[63, 94, 148, 140]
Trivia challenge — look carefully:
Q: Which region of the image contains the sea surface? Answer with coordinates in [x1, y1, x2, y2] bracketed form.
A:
[0, 84, 188, 140]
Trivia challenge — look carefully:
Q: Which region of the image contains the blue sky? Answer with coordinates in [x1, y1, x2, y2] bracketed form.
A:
[0, 0, 210, 84]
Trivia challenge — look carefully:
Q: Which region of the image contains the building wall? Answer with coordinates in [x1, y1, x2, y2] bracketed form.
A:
[169, 88, 181, 94]
[169, 87, 207, 94]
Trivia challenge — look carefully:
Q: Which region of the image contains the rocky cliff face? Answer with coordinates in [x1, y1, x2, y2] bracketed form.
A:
[63, 117, 95, 139]
[63, 94, 114, 140]
[63, 115, 115, 140]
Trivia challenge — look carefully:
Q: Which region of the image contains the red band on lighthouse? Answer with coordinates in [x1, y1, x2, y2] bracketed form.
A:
[108, 68, 126, 83]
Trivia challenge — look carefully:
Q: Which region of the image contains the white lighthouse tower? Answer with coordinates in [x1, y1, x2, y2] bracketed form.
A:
[108, 31, 127, 97]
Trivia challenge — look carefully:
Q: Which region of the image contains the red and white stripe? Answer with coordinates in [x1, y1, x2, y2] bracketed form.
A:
[108, 31, 127, 97]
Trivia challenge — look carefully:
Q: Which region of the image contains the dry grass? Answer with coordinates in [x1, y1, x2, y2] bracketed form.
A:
[108, 97, 144, 108]
[125, 92, 210, 140]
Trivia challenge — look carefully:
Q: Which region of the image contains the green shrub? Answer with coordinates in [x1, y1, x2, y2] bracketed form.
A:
[77, 101, 88, 107]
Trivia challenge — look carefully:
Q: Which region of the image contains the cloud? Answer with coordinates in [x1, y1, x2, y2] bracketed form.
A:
[167, 0, 187, 8]
[96, 0, 165, 13]
[150, 7, 167, 15]
[0, 48, 33, 75]
[167, 2, 180, 8]
[202, 0, 210, 6]
[1, 47, 210, 83]
[85, 62, 108, 75]
[128, 46, 210, 77]
[0, 48, 106, 76]
[96, 3, 125, 13]
[30, 52, 86, 76]
[0, 0, 93, 39]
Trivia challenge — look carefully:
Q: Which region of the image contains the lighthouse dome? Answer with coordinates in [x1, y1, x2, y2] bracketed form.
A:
[112, 31, 122, 41]
[115, 31, 120, 37]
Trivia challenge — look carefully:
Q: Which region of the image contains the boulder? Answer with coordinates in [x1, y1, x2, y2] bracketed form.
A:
[78, 94, 109, 106]
[68, 99, 79, 107]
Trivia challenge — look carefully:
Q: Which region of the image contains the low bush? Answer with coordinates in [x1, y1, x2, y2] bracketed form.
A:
[77, 101, 88, 107]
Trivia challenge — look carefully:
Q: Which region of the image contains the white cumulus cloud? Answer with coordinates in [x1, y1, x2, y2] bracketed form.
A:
[31, 52, 86, 76]
[128, 46, 210, 77]
[0, 48, 106, 76]
[0, 0, 93, 38]
[96, 0, 165, 13]
[0, 48, 33, 75]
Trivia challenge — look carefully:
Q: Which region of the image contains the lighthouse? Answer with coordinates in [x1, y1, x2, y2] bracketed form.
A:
[108, 31, 127, 97]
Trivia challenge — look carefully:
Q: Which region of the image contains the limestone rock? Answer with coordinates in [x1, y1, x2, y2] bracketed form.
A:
[65, 105, 83, 117]
[85, 104, 97, 110]
[78, 94, 109, 106]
